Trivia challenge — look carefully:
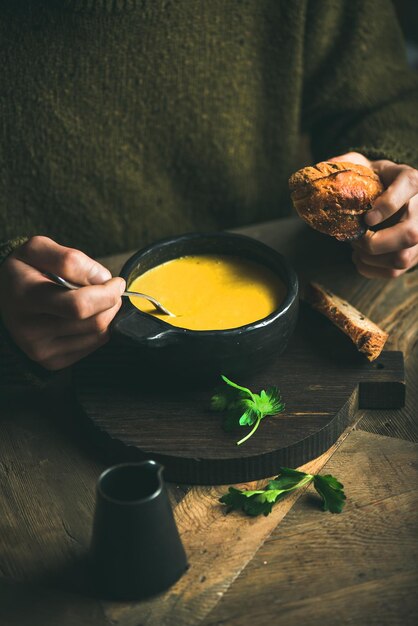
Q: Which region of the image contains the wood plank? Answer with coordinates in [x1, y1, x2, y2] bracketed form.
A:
[0, 386, 187, 585]
[0, 384, 358, 626]
[0, 579, 109, 626]
[0, 378, 353, 626]
[358, 348, 418, 442]
[0, 390, 97, 584]
[74, 302, 405, 484]
[202, 430, 418, 626]
[206, 572, 418, 626]
[0, 217, 416, 626]
[101, 399, 360, 626]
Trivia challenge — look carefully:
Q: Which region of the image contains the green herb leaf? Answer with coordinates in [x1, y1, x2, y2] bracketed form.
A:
[220, 375, 255, 399]
[210, 393, 229, 412]
[313, 474, 346, 514]
[211, 376, 285, 445]
[219, 487, 276, 516]
[238, 403, 259, 426]
[266, 467, 312, 491]
[219, 468, 346, 516]
[210, 383, 244, 412]
[263, 387, 285, 413]
[219, 487, 247, 511]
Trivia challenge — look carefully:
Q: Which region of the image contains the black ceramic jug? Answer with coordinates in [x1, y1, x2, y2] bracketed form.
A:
[90, 460, 188, 600]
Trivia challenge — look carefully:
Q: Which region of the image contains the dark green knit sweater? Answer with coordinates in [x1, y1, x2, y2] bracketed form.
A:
[1, 0, 417, 263]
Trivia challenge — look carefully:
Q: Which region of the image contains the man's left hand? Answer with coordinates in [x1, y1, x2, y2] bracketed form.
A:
[329, 152, 418, 278]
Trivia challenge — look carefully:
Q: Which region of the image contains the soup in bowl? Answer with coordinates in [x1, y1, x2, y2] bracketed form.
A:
[128, 254, 287, 331]
[111, 232, 298, 382]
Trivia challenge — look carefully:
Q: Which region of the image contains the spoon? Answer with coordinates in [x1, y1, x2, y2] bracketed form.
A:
[43, 271, 175, 317]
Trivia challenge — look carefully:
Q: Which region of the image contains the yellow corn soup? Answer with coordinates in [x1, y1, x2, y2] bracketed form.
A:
[128, 254, 286, 331]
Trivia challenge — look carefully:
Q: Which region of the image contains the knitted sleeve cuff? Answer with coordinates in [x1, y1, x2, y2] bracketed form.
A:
[0, 236, 29, 266]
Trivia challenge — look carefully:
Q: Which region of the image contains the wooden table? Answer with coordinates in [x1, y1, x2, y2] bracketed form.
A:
[1, 217, 417, 626]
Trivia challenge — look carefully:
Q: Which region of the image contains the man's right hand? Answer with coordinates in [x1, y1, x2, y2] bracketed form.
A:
[0, 236, 125, 370]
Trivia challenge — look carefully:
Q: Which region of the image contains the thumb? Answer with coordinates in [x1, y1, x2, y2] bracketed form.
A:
[327, 152, 372, 167]
[15, 236, 112, 285]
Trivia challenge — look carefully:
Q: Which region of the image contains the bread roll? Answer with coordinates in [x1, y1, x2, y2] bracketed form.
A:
[289, 161, 384, 241]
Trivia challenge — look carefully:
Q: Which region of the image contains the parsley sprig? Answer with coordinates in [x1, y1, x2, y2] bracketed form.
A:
[211, 375, 285, 445]
[220, 467, 346, 516]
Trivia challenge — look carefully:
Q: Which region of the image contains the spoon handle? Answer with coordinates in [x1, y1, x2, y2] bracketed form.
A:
[43, 272, 80, 291]
[43, 272, 174, 317]
[122, 290, 175, 316]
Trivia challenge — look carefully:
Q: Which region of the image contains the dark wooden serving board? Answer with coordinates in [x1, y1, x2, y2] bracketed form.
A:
[73, 304, 405, 485]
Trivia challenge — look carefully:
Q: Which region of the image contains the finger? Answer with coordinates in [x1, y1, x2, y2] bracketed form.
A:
[17, 321, 109, 365]
[352, 208, 418, 255]
[53, 299, 122, 337]
[352, 246, 418, 271]
[366, 166, 418, 227]
[352, 254, 405, 279]
[27, 277, 125, 318]
[40, 332, 110, 371]
[371, 160, 408, 186]
[14, 236, 112, 285]
[19, 300, 122, 340]
[327, 152, 371, 167]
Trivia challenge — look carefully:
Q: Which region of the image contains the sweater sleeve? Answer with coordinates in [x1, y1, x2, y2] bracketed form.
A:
[302, 0, 418, 168]
[0, 236, 29, 265]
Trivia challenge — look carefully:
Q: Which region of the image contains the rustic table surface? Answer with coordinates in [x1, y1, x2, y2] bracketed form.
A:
[1, 217, 417, 626]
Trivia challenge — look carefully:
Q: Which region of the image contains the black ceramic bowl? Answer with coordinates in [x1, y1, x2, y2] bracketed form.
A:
[111, 232, 298, 383]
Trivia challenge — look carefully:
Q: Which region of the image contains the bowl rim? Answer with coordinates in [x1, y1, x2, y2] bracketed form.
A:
[118, 231, 299, 336]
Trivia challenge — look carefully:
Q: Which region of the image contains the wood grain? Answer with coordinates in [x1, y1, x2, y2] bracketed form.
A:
[0, 385, 358, 626]
[73, 304, 404, 484]
[0, 390, 97, 584]
[0, 217, 417, 626]
[102, 407, 360, 626]
[202, 431, 418, 626]
[0, 578, 108, 626]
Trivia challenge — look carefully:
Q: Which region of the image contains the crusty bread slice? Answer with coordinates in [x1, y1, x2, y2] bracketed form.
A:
[305, 282, 388, 361]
